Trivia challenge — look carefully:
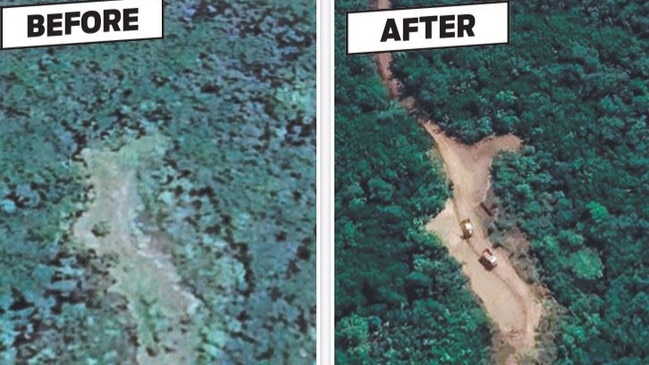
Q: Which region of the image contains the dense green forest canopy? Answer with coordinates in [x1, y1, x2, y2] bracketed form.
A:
[390, 0, 649, 363]
[335, 1, 492, 364]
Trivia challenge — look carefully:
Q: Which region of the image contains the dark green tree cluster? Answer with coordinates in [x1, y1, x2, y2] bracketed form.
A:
[335, 1, 491, 364]
[391, 0, 649, 363]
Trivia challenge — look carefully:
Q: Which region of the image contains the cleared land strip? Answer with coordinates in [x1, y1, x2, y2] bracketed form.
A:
[374, 1, 544, 363]
[72, 135, 202, 365]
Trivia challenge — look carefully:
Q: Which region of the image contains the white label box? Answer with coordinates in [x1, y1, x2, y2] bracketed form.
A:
[1, 0, 163, 49]
[347, 2, 509, 54]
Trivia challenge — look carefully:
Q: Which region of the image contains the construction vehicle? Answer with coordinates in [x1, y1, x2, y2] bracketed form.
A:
[460, 219, 473, 239]
[479, 249, 498, 270]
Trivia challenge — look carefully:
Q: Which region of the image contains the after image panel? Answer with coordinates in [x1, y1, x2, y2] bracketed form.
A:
[336, 0, 649, 364]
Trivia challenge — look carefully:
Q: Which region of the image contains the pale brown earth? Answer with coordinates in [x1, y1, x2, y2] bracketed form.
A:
[72, 135, 203, 365]
[374, 0, 544, 363]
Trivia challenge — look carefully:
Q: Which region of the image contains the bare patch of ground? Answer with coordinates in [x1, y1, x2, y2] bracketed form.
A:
[374, 1, 545, 362]
[72, 135, 202, 365]
[422, 135, 543, 364]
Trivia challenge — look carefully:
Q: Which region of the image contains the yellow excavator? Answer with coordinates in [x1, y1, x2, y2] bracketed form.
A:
[460, 218, 473, 239]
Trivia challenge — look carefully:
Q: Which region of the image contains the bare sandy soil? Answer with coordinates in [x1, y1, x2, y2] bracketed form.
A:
[72, 135, 202, 365]
[422, 126, 543, 364]
[374, 1, 544, 363]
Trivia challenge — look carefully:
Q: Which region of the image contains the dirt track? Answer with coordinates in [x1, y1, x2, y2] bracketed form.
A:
[374, 1, 543, 363]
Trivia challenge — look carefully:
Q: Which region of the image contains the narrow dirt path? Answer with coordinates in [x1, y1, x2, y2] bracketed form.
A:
[72, 135, 202, 365]
[374, 1, 544, 363]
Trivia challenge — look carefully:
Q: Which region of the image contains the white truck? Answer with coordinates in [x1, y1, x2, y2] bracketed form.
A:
[479, 249, 498, 270]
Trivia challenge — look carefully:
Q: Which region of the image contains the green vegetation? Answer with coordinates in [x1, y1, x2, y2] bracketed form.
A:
[0, 1, 315, 364]
[391, 0, 649, 362]
[335, 1, 491, 364]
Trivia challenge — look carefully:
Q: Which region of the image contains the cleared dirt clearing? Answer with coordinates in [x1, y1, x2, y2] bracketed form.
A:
[373, 1, 544, 362]
[423, 124, 542, 363]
